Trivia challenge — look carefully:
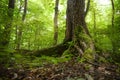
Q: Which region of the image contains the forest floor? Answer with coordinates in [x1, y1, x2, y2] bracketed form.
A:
[1, 56, 120, 80]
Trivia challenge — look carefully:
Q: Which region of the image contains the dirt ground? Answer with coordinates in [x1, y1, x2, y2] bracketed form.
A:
[1, 57, 120, 80]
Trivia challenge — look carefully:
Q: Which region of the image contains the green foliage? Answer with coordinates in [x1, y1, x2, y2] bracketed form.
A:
[1, 0, 120, 69]
[0, 49, 15, 68]
[99, 56, 107, 63]
[10, 52, 72, 68]
[107, 0, 120, 62]
[80, 48, 94, 62]
[7, 0, 66, 50]
[62, 50, 73, 59]
[80, 33, 91, 44]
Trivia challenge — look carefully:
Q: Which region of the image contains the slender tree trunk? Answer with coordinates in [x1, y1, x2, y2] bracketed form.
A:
[84, 0, 91, 38]
[22, 0, 27, 21]
[16, 0, 27, 49]
[53, 0, 59, 45]
[93, 10, 96, 36]
[14, 0, 22, 49]
[111, 0, 115, 28]
[85, 0, 90, 17]
[0, 0, 15, 47]
[111, 0, 115, 53]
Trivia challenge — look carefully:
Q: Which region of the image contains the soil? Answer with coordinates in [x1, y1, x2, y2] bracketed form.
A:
[1, 58, 120, 80]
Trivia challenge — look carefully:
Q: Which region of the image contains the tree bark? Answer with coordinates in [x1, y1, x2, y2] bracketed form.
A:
[64, 0, 91, 43]
[64, 0, 74, 42]
[64, 0, 88, 52]
[53, 0, 59, 45]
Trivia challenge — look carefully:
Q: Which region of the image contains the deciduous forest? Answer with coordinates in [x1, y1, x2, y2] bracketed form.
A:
[0, 0, 120, 80]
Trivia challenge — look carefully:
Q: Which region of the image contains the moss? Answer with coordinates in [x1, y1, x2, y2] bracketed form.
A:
[31, 43, 68, 57]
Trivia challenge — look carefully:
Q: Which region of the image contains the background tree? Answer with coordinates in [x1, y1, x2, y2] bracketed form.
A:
[0, 0, 15, 48]
[16, 0, 28, 49]
[109, 0, 120, 62]
[53, 0, 59, 45]
[0, 0, 15, 71]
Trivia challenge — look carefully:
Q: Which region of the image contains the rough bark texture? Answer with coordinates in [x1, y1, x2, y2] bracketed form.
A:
[64, 0, 91, 42]
[64, 0, 74, 42]
[72, 0, 85, 39]
[64, 0, 91, 54]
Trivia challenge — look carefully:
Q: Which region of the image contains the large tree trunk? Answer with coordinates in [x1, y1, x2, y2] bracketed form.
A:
[64, 0, 93, 54]
[64, 0, 91, 42]
[64, 0, 74, 42]
[31, 0, 94, 57]
[0, 0, 15, 47]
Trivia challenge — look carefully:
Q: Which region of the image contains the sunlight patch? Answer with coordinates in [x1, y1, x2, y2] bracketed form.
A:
[97, 0, 111, 5]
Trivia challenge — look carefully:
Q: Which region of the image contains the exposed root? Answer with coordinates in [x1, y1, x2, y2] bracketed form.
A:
[74, 44, 84, 56]
[29, 43, 69, 57]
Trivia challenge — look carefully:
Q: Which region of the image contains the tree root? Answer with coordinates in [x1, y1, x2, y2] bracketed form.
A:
[29, 43, 69, 57]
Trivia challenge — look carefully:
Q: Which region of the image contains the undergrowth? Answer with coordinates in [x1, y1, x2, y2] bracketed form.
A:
[10, 52, 73, 69]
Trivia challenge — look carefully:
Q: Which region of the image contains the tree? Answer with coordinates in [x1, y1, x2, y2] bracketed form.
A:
[110, 0, 120, 62]
[0, 0, 15, 48]
[53, 0, 59, 45]
[110, 0, 115, 52]
[16, 0, 28, 49]
[64, 0, 93, 54]
[32, 0, 95, 57]
[0, 0, 15, 71]
[85, 0, 90, 17]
